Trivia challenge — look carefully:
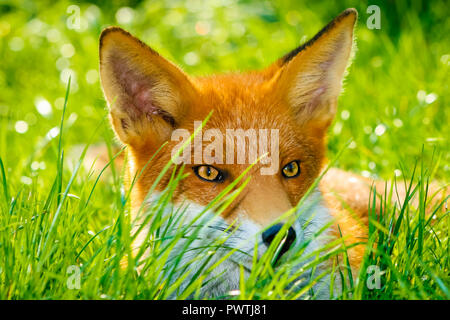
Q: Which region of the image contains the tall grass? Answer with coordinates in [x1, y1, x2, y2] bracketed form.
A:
[0, 0, 448, 300]
[0, 85, 447, 299]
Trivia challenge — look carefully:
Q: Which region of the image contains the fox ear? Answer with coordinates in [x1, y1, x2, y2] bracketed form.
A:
[99, 27, 195, 148]
[273, 9, 357, 133]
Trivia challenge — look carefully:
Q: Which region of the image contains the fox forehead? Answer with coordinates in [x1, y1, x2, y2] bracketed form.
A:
[100, 8, 357, 217]
[180, 74, 326, 166]
[182, 72, 283, 124]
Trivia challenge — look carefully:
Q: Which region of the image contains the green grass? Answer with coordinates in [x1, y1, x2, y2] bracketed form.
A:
[0, 0, 448, 299]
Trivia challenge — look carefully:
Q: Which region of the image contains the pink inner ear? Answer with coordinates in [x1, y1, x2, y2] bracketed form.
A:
[111, 53, 159, 118]
[306, 86, 327, 111]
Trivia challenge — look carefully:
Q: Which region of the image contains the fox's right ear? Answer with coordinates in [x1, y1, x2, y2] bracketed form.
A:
[99, 27, 195, 148]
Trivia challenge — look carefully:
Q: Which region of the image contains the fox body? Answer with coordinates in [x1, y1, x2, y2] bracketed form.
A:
[97, 9, 414, 298]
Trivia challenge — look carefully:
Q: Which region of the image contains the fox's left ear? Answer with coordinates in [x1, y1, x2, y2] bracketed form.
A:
[272, 8, 357, 133]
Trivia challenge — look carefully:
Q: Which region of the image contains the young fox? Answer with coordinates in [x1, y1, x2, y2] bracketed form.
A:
[98, 9, 445, 298]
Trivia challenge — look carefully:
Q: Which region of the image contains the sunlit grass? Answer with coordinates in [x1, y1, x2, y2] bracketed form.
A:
[0, 85, 448, 299]
[0, 0, 448, 300]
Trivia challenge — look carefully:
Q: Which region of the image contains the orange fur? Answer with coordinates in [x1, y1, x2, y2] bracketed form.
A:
[96, 8, 446, 285]
[98, 9, 366, 269]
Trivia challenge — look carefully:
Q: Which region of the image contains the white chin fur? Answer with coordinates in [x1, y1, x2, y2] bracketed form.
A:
[136, 189, 337, 299]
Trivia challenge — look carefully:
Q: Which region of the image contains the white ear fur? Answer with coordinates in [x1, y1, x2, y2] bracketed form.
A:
[275, 9, 357, 129]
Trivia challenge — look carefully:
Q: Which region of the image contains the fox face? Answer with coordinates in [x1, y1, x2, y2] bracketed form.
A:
[99, 9, 358, 297]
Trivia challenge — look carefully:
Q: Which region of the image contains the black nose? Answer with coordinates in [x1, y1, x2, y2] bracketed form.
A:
[262, 223, 296, 258]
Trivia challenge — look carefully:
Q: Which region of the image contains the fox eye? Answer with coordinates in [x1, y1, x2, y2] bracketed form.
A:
[282, 161, 300, 178]
[193, 165, 224, 183]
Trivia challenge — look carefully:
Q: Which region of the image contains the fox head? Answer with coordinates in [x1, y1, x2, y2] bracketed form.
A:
[99, 8, 357, 295]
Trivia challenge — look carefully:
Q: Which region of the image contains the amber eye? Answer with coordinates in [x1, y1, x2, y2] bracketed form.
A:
[282, 161, 300, 178]
[193, 165, 224, 182]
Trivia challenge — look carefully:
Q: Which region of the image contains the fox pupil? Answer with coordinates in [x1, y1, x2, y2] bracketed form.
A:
[282, 161, 300, 178]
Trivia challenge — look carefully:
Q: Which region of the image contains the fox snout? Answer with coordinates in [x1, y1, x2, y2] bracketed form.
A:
[262, 223, 297, 260]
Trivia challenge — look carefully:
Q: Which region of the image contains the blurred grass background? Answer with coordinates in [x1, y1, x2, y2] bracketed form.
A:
[0, 0, 448, 186]
[0, 0, 448, 300]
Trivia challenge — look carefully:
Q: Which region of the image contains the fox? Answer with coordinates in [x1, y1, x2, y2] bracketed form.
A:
[96, 8, 446, 298]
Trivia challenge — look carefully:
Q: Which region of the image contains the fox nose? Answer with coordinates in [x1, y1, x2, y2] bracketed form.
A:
[262, 223, 296, 258]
